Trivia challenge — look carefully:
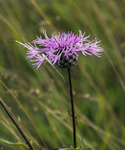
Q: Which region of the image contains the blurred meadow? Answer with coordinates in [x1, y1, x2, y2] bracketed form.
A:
[0, 0, 125, 150]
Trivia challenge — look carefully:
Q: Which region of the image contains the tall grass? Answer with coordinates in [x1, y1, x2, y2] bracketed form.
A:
[0, 0, 125, 150]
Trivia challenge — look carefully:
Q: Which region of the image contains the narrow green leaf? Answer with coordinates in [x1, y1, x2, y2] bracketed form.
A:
[0, 138, 28, 147]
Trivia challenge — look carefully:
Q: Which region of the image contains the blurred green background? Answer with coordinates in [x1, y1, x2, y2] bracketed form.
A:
[0, 0, 125, 150]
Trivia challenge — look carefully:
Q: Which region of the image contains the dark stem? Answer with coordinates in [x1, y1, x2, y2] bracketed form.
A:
[0, 99, 35, 150]
[67, 67, 76, 148]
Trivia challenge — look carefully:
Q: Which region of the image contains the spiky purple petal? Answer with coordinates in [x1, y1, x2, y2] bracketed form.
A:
[16, 30, 103, 69]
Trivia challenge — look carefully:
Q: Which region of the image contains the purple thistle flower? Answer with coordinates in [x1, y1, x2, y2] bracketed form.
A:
[16, 30, 103, 69]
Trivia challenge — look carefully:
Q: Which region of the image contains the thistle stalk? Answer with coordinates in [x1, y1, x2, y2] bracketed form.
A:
[67, 68, 76, 148]
[0, 99, 35, 150]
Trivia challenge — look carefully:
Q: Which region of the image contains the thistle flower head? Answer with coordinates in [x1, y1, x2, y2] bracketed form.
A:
[16, 30, 103, 69]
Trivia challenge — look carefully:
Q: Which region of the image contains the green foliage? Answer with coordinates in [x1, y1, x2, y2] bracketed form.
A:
[0, 138, 28, 147]
[0, 0, 125, 150]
